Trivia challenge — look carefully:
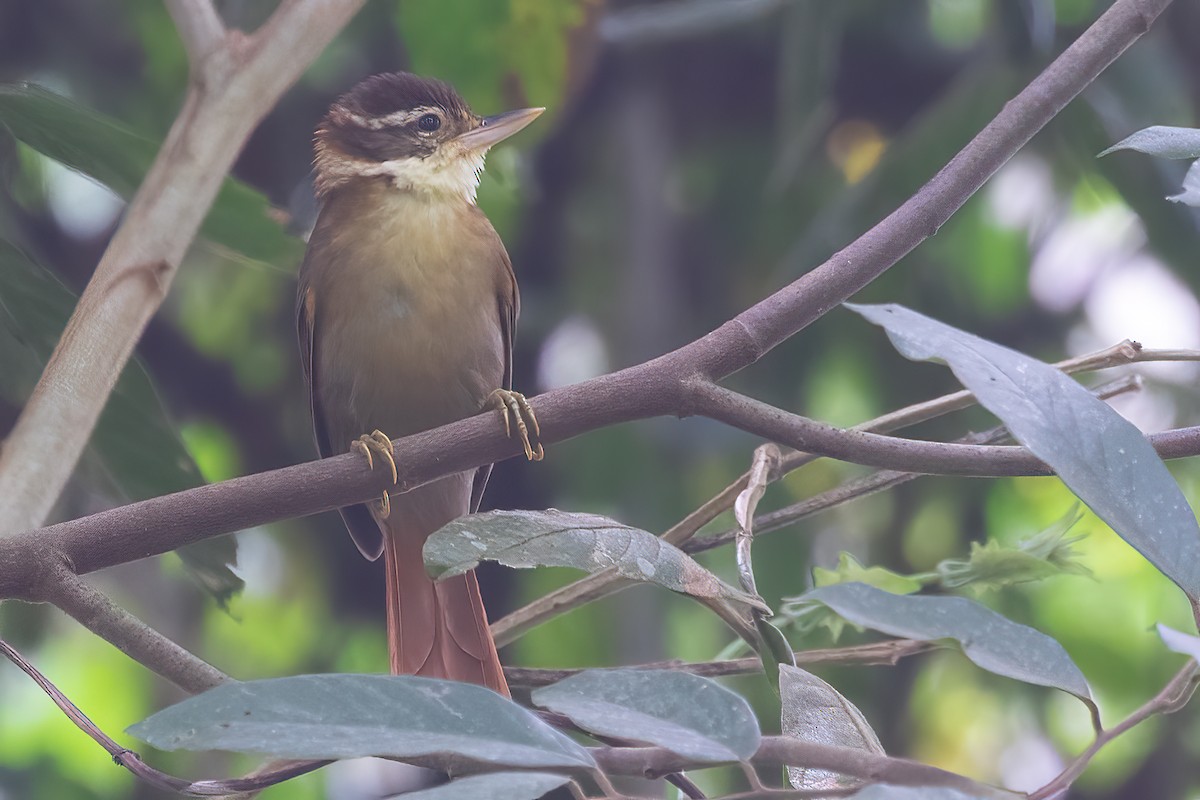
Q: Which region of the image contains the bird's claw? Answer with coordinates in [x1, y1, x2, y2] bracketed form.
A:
[351, 430, 398, 518]
[489, 389, 544, 461]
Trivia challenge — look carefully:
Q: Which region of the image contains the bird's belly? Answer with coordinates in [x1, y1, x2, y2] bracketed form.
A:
[316, 284, 504, 451]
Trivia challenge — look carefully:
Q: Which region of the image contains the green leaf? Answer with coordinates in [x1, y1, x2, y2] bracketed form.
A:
[0, 83, 300, 266]
[426, 510, 768, 612]
[129, 675, 595, 770]
[936, 509, 1092, 592]
[382, 772, 571, 800]
[1098, 125, 1200, 159]
[848, 303, 1200, 600]
[395, 0, 588, 112]
[0, 240, 240, 600]
[788, 583, 1093, 703]
[813, 553, 923, 594]
[780, 665, 884, 791]
[532, 669, 760, 762]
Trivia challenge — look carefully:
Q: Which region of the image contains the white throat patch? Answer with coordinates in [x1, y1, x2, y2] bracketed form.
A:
[316, 142, 488, 204]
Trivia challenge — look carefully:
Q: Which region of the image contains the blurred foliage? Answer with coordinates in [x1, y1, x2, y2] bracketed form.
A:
[1, 0, 1200, 798]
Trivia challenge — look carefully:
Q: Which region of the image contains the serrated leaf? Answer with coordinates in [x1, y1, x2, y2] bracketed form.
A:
[129, 675, 595, 771]
[848, 303, 1200, 599]
[1098, 125, 1200, 159]
[789, 583, 1093, 702]
[1167, 159, 1200, 207]
[0, 241, 240, 600]
[382, 772, 571, 800]
[1158, 623, 1200, 661]
[532, 669, 760, 762]
[426, 510, 768, 612]
[0, 83, 300, 265]
[813, 553, 923, 595]
[780, 665, 884, 791]
[937, 509, 1092, 592]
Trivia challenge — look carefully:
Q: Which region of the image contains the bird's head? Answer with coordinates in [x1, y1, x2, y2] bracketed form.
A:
[314, 72, 543, 203]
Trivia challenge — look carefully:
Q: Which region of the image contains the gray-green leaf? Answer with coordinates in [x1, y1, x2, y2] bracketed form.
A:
[789, 583, 1092, 702]
[780, 665, 884, 791]
[1098, 125, 1200, 159]
[848, 303, 1200, 599]
[129, 675, 595, 771]
[1158, 623, 1200, 661]
[382, 772, 571, 800]
[532, 669, 760, 762]
[426, 510, 767, 612]
[849, 785, 1009, 800]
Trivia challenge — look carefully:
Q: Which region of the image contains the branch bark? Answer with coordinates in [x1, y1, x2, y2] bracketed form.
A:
[0, 0, 365, 535]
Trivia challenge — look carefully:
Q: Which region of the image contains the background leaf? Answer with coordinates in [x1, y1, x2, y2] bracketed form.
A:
[0, 83, 301, 266]
[129, 675, 595, 771]
[786, 583, 1093, 702]
[426, 510, 768, 612]
[1098, 125, 1200, 159]
[531, 668, 760, 762]
[0, 240, 240, 600]
[847, 785, 1007, 800]
[848, 302, 1200, 599]
[780, 664, 884, 792]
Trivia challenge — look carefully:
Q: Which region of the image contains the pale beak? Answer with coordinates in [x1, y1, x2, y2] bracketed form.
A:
[455, 107, 545, 152]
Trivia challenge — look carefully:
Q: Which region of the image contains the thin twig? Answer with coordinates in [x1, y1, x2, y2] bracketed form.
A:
[504, 640, 937, 688]
[0, 637, 327, 796]
[494, 372, 1143, 644]
[686, 375, 1140, 555]
[1029, 661, 1200, 800]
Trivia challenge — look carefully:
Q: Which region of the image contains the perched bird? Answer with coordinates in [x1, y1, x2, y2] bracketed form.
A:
[296, 72, 544, 697]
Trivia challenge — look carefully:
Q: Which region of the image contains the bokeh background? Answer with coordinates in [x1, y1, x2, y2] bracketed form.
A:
[2, 0, 1200, 798]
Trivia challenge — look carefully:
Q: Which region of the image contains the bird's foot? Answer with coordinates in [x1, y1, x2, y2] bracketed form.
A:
[351, 430, 398, 518]
[488, 389, 544, 461]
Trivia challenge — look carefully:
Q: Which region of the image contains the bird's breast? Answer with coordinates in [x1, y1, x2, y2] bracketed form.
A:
[312, 192, 509, 444]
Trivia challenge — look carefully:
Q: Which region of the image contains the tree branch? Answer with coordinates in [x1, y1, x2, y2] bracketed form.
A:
[1030, 660, 1200, 800]
[165, 0, 225, 68]
[0, 0, 365, 535]
[0, 0, 1182, 698]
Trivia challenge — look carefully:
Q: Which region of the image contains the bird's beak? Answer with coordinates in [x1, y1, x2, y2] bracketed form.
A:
[455, 107, 545, 152]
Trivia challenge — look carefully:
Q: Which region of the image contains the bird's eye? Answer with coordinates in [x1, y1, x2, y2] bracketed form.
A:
[417, 113, 441, 132]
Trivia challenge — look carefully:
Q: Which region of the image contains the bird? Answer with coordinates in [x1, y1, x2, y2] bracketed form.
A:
[296, 72, 544, 698]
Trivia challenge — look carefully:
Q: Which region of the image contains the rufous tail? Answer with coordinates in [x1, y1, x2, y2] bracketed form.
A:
[383, 528, 509, 697]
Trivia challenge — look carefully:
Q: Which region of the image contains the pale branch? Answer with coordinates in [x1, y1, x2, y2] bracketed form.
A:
[165, 0, 225, 67]
[492, 369, 1144, 646]
[1030, 660, 1200, 800]
[0, 0, 366, 535]
[503, 640, 937, 688]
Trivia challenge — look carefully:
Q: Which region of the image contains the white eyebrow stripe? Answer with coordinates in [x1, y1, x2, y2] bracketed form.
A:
[339, 105, 442, 130]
